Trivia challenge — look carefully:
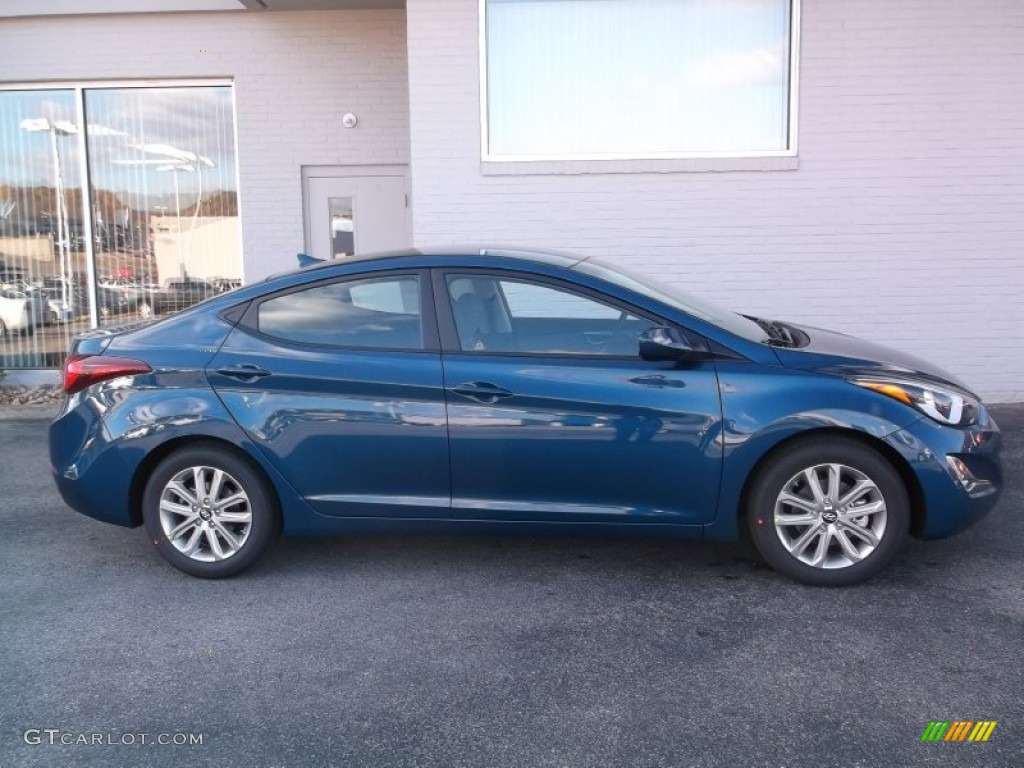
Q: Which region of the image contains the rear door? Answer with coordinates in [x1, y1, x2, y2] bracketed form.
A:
[208, 270, 450, 518]
[436, 270, 723, 525]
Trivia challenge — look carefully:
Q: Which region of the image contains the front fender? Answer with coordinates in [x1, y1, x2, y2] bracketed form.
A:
[703, 362, 922, 541]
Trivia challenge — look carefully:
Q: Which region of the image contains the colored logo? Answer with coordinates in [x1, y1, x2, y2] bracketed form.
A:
[921, 721, 997, 742]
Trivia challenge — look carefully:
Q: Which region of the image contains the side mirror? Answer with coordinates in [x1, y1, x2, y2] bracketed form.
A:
[639, 326, 698, 362]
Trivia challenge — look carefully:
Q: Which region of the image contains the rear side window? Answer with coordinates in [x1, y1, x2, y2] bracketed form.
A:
[258, 274, 423, 349]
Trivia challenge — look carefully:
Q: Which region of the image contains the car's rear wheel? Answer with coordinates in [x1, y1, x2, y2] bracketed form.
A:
[142, 445, 278, 578]
[746, 437, 910, 586]
[137, 301, 153, 319]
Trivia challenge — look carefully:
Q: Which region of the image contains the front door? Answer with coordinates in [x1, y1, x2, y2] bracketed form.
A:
[305, 170, 409, 259]
[435, 270, 723, 525]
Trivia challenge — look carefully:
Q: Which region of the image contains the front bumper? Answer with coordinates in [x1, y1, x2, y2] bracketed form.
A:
[884, 407, 1003, 539]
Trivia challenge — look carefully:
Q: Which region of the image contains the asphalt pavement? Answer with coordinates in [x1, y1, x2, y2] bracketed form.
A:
[1, 406, 1021, 768]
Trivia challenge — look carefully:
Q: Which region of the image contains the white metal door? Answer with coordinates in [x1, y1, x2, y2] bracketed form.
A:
[305, 172, 409, 260]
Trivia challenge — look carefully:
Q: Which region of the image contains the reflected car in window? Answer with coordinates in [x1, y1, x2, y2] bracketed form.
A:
[49, 248, 1003, 585]
[0, 288, 47, 335]
[40, 287, 88, 324]
[144, 277, 217, 317]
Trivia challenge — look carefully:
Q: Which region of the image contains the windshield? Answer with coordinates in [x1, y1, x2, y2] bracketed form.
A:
[573, 258, 769, 343]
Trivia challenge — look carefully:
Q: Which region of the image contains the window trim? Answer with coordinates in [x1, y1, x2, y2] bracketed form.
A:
[432, 268, 706, 360]
[239, 268, 441, 354]
[478, 0, 802, 163]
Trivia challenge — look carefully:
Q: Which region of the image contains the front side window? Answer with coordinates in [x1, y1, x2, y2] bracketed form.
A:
[448, 275, 649, 356]
[482, 0, 796, 160]
[259, 274, 423, 349]
[574, 257, 768, 343]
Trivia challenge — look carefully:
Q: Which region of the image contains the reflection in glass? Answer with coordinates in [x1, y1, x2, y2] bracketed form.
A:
[329, 197, 354, 258]
[259, 275, 422, 349]
[84, 86, 241, 316]
[0, 85, 242, 368]
[0, 90, 89, 367]
[486, 0, 792, 157]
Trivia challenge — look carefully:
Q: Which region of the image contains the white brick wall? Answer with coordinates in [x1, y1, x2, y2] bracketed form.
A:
[406, 0, 1024, 402]
[0, 9, 410, 281]
[3, 3, 1021, 401]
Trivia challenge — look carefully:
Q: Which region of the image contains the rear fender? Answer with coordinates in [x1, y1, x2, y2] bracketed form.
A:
[52, 376, 323, 532]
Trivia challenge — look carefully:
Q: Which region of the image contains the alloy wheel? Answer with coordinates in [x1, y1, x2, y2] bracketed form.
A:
[158, 465, 253, 562]
[773, 463, 888, 569]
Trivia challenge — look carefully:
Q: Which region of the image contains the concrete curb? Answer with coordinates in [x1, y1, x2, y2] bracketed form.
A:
[0, 405, 58, 421]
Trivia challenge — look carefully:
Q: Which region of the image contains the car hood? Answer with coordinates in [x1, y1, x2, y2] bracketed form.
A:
[771, 322, 977, 397]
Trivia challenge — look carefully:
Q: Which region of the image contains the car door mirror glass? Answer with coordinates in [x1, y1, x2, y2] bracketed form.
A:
[639, 326, 697, 361]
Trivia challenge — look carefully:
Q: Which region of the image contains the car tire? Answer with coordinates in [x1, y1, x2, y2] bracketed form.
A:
[0, 318, 6, 338]
[137, 301, 153, 319]
[142, 444, 279, 578]
[746, 436, 910, 587]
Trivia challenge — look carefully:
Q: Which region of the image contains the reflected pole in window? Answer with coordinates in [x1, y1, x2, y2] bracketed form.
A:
[115, 146, 214, 279]
[20, 118, 76, 310]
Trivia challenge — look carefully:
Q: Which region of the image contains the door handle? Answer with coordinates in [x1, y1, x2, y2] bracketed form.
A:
[628, 374, 686, 389]
[450, 381, 514, 403]
[216, 364, 273, 382]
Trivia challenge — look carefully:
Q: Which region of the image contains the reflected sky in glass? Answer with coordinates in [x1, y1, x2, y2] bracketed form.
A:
[84, 86, 237, 206]
[486, 0, 791, 157]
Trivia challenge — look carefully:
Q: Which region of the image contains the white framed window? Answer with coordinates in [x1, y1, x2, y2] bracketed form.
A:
[480, 0, 800, 162]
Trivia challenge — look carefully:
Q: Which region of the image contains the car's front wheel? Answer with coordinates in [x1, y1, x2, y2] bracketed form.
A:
[747, 437, 910, 586]
[142, 445, 279, 578]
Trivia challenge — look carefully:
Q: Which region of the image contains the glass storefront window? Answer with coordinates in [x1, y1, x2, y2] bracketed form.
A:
[0, 83, 241, 369]
[0, 90, 88, 367]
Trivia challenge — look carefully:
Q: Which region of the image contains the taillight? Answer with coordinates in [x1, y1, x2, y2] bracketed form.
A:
[63, 355, 152, 395]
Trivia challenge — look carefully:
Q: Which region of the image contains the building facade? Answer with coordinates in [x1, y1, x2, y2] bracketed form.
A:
[0, 0, 1021, 400]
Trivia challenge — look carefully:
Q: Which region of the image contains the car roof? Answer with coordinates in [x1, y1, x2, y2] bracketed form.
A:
[287, 247, 584, 278]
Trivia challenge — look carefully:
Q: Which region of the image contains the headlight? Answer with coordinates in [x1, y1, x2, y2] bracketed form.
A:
[849, 376, 980, 427]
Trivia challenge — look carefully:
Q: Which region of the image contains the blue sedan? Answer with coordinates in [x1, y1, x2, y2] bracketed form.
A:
[49, 249, 1003, 585]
